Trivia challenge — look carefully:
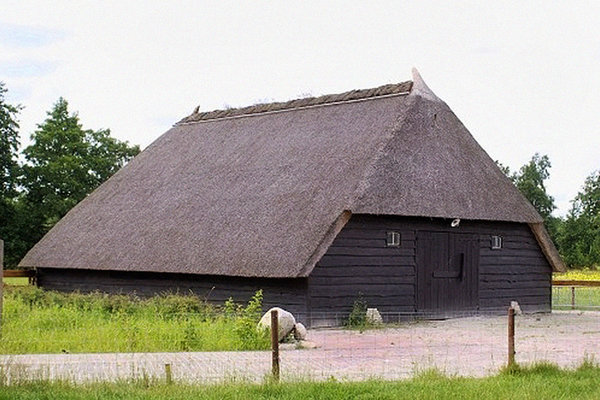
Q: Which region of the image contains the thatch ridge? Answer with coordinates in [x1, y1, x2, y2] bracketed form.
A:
[178, 81, 413, 124]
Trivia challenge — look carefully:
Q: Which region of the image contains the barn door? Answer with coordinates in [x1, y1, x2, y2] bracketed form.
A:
[416, 231, 479, 313]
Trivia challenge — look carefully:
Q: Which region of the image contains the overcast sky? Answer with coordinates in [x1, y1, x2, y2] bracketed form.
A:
[1, 1, 599, 216]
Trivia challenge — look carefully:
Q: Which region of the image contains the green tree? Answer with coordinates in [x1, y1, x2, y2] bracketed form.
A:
[512, 154, 556, 220]
[0, 82, 23, 267]
[20, 97, 140, 254]
[559, 171, 600, 268]
[0, 82, 21, 198]
[498, 154, 560, 242]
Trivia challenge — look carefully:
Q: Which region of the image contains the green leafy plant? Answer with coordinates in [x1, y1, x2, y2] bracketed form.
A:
[0, 286, 270, 353]
[233, 290, 268, 349]
[223, 297, 242, 319]
[346, 292, 368, 331]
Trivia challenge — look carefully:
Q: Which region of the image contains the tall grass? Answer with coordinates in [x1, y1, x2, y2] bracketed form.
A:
[0, 287, 269, 354]
[0, 363, 598, 399]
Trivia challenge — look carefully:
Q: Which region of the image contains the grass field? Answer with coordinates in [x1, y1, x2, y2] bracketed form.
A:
[0, 286, 269, 354]
[2, 277, 29, 286]
[0, 363, 598, 400]
[553, 287, 600, 309]
[553, 268, 600, 309]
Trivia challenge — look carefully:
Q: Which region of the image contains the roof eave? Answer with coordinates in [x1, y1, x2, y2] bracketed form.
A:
[296, 210, 352, 277]
[528, 223, 567, 272]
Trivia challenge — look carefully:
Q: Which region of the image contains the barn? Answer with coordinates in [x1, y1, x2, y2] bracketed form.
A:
[19, 69, 565, 325]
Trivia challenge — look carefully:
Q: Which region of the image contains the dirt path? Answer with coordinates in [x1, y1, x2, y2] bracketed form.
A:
[0, 311, 597, 383]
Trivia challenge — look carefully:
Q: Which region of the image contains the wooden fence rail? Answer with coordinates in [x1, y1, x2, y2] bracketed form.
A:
[3, 269, 36, 285]
[3, 270, 35, 278]
[552, 280, 600, 287]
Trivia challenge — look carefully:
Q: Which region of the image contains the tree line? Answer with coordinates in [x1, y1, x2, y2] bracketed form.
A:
[498, 154, 599, 268]
[0, 82, 140, 267]
[1, 81, 598, 269]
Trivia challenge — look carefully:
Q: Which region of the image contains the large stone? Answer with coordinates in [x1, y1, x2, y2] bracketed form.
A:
[366, 308, 383, 325]
[293, 322, 307, 340]
[258, 307, 296, 342]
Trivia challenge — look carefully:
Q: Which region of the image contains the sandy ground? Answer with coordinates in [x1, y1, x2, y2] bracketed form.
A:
[0, 311, 598, 383]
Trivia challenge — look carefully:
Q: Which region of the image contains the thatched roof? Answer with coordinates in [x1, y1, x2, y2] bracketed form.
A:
[19, 69, 565, 275]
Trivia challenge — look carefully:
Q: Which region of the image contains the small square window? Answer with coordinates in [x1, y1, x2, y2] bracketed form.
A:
[491, 235, 503, 250]
[387, 231, 401, 247]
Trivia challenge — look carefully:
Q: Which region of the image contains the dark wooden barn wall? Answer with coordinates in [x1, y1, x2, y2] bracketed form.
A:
[36, 269, 308, 316]
[478, 227, 552, 312]
[308, 216, 417, 321]
[308, 215, 552, 319]
[36, 215, 552, 324]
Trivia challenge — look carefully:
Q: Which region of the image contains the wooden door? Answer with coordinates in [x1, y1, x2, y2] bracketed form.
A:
[417, 231, 479, 312]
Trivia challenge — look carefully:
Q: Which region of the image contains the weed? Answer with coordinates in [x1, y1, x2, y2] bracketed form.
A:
[346, 292, 369, 331]
[233, 290, 268, 349]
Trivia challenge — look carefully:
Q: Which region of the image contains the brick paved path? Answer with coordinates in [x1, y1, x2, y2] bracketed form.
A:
[0, 311, 597, 383]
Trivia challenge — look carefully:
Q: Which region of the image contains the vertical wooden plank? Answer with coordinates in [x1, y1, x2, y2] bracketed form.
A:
[416, 231, 432, 311]
[271, 309, 280, 382]
[571, 286, 576, 310]
[437, 232, 449, 311]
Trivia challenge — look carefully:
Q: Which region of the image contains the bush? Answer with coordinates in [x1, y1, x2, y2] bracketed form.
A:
[346, 292, 368, 330]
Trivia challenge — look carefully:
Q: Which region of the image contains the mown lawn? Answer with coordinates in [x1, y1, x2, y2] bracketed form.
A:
[0, 286, 269, 354]
[0, 363, 598, 400]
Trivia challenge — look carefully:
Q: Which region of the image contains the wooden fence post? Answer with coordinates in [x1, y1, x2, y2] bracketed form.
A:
[571, 286, 576, 310]
[271, 309, 280, 382]
[165, 363, 172, 385]
[508, 306, 515, 367]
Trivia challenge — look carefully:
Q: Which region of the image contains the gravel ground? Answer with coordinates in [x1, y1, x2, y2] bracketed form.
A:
[0, 311, 598, 383]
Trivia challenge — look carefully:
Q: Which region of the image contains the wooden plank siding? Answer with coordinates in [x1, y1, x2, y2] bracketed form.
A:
[478, 224, 552, 313]
[36, 268, 309, 317]
[308, 216, 417, 324]
[308, 215, 552, 322]
[36, 215, 552, 326]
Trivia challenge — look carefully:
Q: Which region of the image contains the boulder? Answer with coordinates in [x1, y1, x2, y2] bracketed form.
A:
[366, 308, 383, 325]
[258, 307, 296, 342]
[293, 322, 307, 340]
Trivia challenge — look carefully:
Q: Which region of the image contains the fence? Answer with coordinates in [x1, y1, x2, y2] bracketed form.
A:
[0, 309, 598, 384]
[552, 280, 600, 310]
[2, 270, 36, 285]
[0, 269, 599, 383]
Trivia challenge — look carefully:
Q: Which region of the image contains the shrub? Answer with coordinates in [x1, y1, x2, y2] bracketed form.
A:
[346, 292, 368, 330]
